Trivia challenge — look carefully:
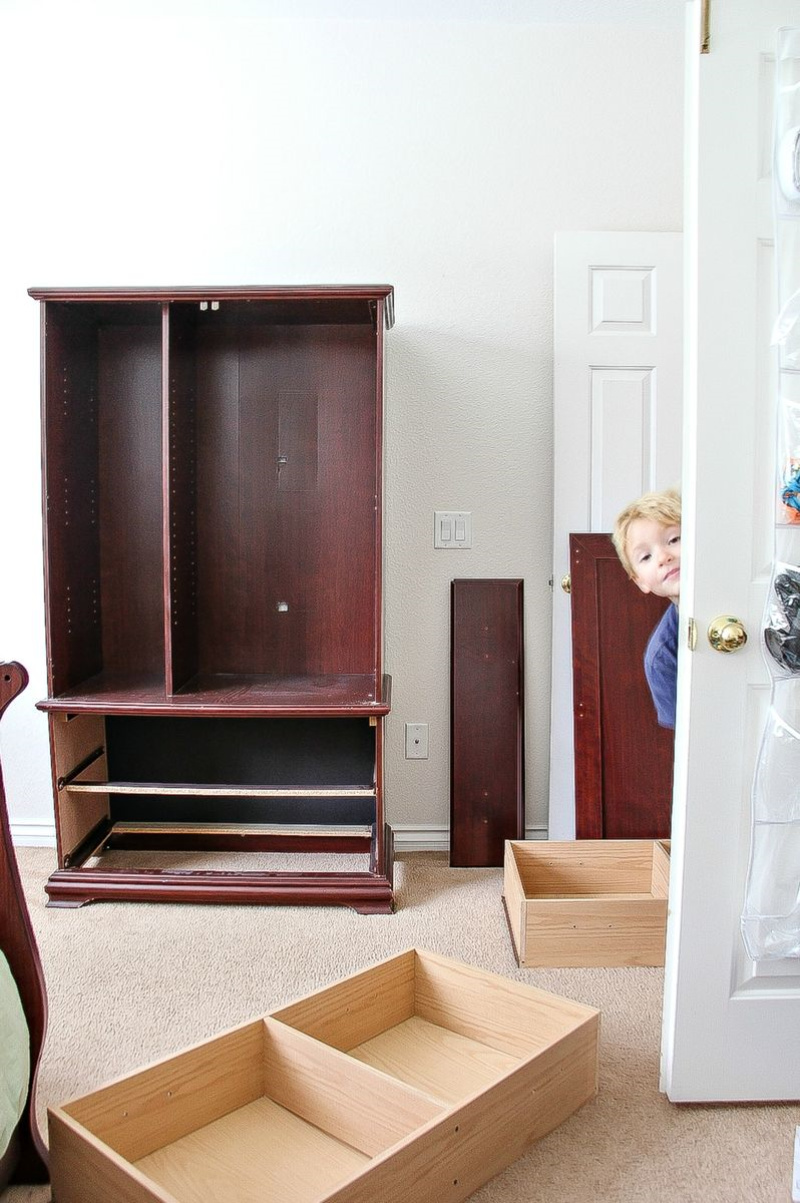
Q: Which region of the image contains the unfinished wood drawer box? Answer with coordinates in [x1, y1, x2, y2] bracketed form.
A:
[504, 839, 671, 968]
[48, 949, 599, 1203]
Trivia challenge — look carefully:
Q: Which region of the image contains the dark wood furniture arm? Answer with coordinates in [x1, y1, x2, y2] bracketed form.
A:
[0, 661, 49, 1185]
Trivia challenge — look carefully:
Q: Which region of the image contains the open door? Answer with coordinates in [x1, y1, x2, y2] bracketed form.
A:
[662, 0, 800, 1102]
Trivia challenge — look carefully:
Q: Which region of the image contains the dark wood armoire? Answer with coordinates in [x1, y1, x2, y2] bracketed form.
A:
[29, 285, 395, 913]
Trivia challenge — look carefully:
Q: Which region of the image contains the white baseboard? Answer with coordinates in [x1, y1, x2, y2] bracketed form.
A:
[392, 825, 450, 852]
[392, 825, 547, 852]
[11, 821, 57, 847]
[11, 822, 547, 852]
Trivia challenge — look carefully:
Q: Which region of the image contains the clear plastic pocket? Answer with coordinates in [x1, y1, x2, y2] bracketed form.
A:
[742, 27, 800, 961]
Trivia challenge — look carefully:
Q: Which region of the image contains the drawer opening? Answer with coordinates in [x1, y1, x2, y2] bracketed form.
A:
[82, 837, 374, 875]
[101, 715, 377, 827]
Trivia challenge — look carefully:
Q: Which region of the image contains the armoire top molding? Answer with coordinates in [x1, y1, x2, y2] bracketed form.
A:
[27, 285, 395, 329]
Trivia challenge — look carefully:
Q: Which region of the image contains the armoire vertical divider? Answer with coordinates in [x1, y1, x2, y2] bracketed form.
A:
[29, 285, 395, 913]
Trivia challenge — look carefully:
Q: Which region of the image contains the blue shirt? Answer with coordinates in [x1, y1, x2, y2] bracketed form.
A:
[644, 604, 678, 728]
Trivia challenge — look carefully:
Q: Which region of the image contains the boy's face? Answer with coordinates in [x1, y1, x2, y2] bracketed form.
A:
[626, 517, 681, 602]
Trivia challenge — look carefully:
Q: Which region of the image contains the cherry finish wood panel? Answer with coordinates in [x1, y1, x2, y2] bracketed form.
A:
[570, 534, 674, 839]
[0, 663, 48, 1186]
[36, 671, 391, 716]
[44, 860, 395, 913]
[42, 302, 166, 694]
[41, 303, 104, 696]
[450, 579, 524, 867]
[166, 303, 200, 694]
[192, 319, 378, 679]
[97, 321, 165, 677]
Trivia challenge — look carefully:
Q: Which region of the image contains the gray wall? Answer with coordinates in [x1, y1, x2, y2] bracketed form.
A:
[0, 2, 684, 843]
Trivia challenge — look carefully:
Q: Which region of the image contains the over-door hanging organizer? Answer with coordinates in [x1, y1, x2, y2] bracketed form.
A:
[742, 28, 800, 959]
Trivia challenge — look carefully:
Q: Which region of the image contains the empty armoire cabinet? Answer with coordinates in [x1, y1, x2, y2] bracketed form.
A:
[29, 285, 395, 913]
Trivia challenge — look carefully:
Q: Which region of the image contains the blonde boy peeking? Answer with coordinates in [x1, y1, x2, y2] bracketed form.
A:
[612, 489, 681, 729]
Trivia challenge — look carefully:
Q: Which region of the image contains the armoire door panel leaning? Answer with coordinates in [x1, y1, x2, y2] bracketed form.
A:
[570, 533, 673, 840]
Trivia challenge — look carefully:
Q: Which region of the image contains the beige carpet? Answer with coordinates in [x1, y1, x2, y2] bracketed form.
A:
[3, 846, 798, 1203]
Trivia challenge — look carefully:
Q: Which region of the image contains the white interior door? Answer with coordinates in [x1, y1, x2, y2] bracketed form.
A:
[662, 0, 800, 1102]
[549, 232, 683, 839]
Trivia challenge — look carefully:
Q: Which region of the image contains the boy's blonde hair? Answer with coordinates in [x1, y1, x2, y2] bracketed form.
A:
[612, 488, 682, 579]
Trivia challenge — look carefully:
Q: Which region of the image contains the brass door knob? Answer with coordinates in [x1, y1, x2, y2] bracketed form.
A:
[561, 574, 571, 594]
[707, 615, 748, 653]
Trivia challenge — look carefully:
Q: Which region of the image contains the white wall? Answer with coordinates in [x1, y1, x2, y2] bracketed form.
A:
[0, 1, 683, 845]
